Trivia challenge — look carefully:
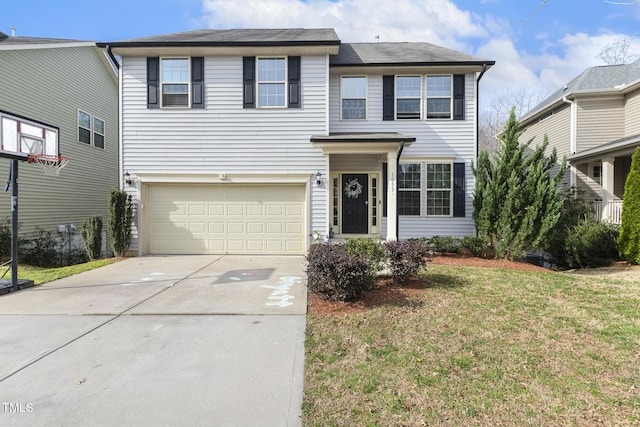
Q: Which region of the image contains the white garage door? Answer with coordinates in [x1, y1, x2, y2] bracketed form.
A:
[147, 184, 306, 255]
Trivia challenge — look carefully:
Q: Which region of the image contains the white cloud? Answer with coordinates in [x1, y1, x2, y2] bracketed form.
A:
[199, 0, 640, 114]
[201, 0, 486, 48]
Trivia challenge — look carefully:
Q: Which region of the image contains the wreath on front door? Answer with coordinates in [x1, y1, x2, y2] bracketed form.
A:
[344, 178, 363, 199]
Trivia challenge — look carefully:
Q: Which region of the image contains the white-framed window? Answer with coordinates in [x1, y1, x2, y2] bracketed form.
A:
[78, 110, 91, 144]
[396, 76, 421, 119]
[426, 75, 452, 119]
[257, 57, 286, 107]
[426, 163, 452, 216]
[77, 110, 105, 149]
[93, 117, 105, 149]
[398, 163, 422, 216]
[398, 161, 453, 217]
[341, 76, 367, 120]
[161, 58, 190, 107]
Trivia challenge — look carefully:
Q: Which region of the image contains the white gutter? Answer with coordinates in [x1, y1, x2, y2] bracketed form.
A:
[563, 96, 577, 187]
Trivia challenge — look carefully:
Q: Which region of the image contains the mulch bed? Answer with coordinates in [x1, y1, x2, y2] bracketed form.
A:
[307, 254, 549, 316]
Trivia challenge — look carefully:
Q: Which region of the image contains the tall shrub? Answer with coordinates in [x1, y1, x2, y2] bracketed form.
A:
[618, 146, 640, 264]
[109, 189, 133, 257]
[472, 108, 566, 260]
[81, 216, 103, 260]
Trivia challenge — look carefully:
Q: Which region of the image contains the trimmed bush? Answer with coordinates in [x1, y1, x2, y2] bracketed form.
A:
[20, 227, 58, 267]
[460, 236, 487, 257]
[384, 239, 431, 281]
[565, 219, 619, 268]
[346, 237, 385, 274]
[429, 236, 461, 254]
[306, 243, 373, 301]
[81, 216, 103, 260]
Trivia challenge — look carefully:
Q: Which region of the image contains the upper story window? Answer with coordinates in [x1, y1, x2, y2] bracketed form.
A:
[78, 110, 91, 144]
[396, 76, 421, 119]
[147, 57, 204, 109]
[77, 110, 105, 149]
[257, 58, 286, 107]
[94, 117, 105, 149]
[161, 58, 190, 108]
[426, 75, 452, 119]
[383, 74, 463, 121]
[341, 76, 367, 120]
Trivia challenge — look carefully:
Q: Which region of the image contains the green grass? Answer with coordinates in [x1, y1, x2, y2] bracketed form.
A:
[304, 264, 640, 426]
[2, 258, 118, 285]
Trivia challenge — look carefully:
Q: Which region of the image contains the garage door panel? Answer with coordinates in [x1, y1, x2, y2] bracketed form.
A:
[148, 184, 305, 255]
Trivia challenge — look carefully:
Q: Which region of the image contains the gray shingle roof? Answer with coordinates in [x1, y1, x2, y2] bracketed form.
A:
[331, 42, 493, 66]
[103, 28, 340, 46]
[521, 59, 640, 122]
[0, 31, 90, 45]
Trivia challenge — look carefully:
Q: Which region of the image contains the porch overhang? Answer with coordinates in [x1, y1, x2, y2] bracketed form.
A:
[310, 133, 415, 154]
[568, 133, 640, 163]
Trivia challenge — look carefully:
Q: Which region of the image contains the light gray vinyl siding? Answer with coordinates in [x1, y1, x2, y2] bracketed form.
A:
[519, 104, 571, 189]
[329, 72, 477, 238]
[624, 89, 640, 136]
[576, 97, 624, 151]
[0, 46, 118, 240]
[121, 55, 330, 250]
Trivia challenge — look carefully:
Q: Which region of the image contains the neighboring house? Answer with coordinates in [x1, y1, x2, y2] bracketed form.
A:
[99, 28, 494, 255]
[519, 59, 640, 224]
[0, 31, 119, 244]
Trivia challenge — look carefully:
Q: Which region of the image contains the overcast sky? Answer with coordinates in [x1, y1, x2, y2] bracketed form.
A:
[4, 0, 640, 111]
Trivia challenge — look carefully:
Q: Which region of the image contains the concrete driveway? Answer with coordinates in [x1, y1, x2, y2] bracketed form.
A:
[0, 255, 307, 427]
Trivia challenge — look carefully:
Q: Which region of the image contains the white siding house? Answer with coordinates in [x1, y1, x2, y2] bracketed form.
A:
[101, 29, 494, 255]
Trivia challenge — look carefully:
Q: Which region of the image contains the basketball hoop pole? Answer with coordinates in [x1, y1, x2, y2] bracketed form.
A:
[10, 159, 18, 290]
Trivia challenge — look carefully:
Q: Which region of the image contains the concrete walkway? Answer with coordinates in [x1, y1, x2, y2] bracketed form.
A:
[0, 255, 307, 427]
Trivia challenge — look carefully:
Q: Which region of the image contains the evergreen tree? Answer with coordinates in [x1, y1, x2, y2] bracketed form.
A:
[618, 146, 640, 264]
[472, 108, 566, 260]
[108, 189, 134, 257]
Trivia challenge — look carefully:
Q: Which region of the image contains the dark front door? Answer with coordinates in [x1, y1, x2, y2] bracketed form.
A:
[342, 174, 368, 234]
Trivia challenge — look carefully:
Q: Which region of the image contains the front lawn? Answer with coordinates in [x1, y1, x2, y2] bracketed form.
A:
[304, 263, 640, 426]
[2, 258, 118, 285]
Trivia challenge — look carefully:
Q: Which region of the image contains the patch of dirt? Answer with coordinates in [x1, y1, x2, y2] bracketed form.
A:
[565, 261, 640, 282]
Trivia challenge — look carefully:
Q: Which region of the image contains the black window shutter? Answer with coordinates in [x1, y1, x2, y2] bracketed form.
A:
[383, 75, 394, 121]
[147, 57, 159, 109]
[243, 57, 255, 108]
[288, 56, 301, 108]
[453, 74, 465, 120]
[191, 57, 204, 109]
[453, 162, 465, 217]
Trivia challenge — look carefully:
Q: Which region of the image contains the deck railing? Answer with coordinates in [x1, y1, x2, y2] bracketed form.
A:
[587, 200, 623, 224]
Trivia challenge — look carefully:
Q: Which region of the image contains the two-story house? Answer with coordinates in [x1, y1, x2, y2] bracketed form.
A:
[519, 59, 640, 224]
[99, 29, 494, 255]
[0, 31, 119, 245]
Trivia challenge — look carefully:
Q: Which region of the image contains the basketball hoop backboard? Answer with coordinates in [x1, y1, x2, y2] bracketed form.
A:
[0, 110, 59, 161]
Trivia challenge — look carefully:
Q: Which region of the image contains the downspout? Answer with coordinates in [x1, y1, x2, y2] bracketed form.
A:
[105, 45, 120, 70]
[395, 140, 405, 240]
[475, 63, 488, 158]
[562, 95, 577, 187]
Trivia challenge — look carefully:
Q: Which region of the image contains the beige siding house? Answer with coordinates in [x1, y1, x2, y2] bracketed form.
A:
[519, 59, 640, 224]
[0, 32, 119, 242]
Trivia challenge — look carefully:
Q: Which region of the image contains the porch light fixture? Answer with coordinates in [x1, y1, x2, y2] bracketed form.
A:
[124, 171, 133, 186]
[315, 171, 322, 186]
